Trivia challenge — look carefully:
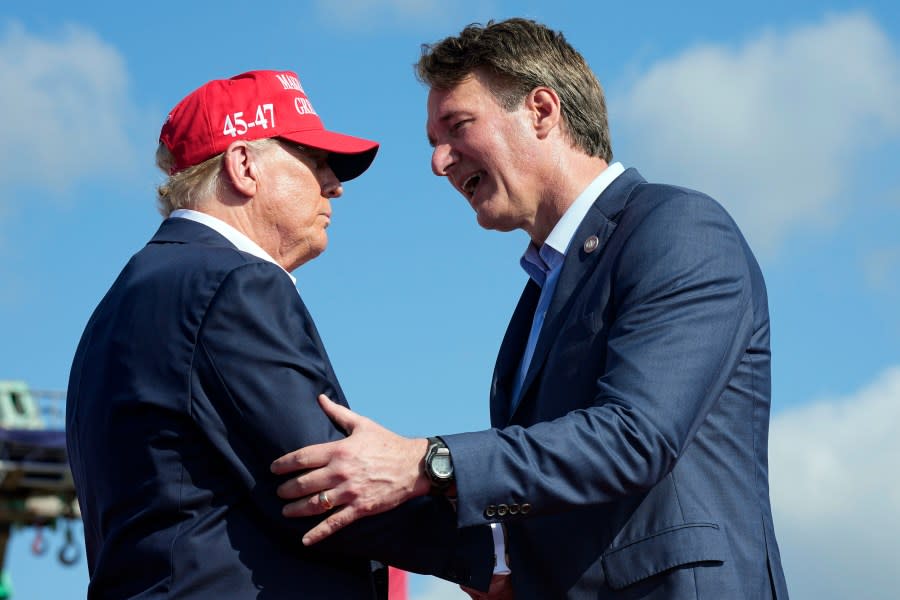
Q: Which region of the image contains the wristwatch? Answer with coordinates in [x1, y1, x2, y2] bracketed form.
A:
[424, 436, 455, 491]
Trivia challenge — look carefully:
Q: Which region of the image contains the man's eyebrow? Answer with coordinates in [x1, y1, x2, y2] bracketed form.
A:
[425, 111, 461, 147]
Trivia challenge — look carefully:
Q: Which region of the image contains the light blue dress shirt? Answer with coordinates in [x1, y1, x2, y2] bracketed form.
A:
[510, 162, 624, 412]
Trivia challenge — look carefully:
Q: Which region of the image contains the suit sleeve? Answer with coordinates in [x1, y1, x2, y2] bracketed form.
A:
[445, 192, 758, 527]
[192, 261, 492, 588]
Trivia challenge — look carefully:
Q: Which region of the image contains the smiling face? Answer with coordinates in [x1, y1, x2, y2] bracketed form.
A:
[426, 71, 547, 236]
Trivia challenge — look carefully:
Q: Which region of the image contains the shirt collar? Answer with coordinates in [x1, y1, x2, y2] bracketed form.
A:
[520, 162, 625, 286]
[169, 209, 297, 284]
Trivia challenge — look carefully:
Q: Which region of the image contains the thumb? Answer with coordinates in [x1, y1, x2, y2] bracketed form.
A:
[318, 394, 363, 433]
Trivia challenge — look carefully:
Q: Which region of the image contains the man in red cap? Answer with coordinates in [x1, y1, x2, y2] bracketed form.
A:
[65, 70, 493, 599]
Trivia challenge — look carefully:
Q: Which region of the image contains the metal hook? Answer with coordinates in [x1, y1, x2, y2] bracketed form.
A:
[58, 521, 80, 566]
[31, 525, 46, 556]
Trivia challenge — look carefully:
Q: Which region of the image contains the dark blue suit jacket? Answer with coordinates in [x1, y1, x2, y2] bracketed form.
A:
[443, 169, 789, 599]
[66, 217, 491, 599]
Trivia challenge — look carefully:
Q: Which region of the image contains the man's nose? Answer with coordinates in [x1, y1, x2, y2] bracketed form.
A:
[322, 168, 343, 198]
[431, 143, 455, 176]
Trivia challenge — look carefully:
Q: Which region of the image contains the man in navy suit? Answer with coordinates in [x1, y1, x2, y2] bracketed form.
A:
[271, 19, 790, 599]
[65, 69, 493, 599]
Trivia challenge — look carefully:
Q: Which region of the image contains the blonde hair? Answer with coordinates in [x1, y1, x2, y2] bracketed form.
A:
[155, 138, 279, 216]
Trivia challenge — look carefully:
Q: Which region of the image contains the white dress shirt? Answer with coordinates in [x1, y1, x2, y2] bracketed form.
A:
[169, 208, 297, 285]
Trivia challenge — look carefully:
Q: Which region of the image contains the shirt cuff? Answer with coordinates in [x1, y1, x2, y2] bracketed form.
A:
[490, 523, 511, 575]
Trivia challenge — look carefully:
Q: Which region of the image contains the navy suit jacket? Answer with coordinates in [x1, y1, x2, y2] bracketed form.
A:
[66, 217, 491, 599]
[443, 169, 789, 599]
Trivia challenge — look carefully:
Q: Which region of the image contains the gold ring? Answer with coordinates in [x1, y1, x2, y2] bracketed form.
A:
[318, 491, 334, 511]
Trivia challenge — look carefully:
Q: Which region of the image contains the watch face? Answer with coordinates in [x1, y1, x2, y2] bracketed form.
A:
[431, 453, 453, 478]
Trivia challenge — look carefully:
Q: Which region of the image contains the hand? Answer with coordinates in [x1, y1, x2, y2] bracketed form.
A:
[461, 574, 513, 600]
[270, 394, 432, 545]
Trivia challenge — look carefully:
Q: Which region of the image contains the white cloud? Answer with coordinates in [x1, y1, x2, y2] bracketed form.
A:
[613, 12, 900, 258]
[769, 365, 900, 599]
[0, 22, 137, 191]
[863, 246, 900, 294]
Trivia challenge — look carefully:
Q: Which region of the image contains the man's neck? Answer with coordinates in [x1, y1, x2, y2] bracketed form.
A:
[193, 200, 291, 270]
[528, 156, 609, 245]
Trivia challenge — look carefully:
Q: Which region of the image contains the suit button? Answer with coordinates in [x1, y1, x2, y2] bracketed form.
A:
[520, 503, 532, 515]
[485, 505, 497, 518]
[509, 503, 520, 515]
[497, 504, 508, 517]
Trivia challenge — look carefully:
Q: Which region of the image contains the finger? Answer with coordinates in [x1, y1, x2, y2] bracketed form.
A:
[282, 485, 346, 517]
[279, 492, 330, 518]
[317, 394, 364, 433]
[301, 505, 358, 545]
[284, 478, 352, 515]
[276, 468, 338, 500]
[282, 497, 315, 518]
[491, 574, 514, 600]
[459, 586, 483, 600]
[270, 439, 339, 474]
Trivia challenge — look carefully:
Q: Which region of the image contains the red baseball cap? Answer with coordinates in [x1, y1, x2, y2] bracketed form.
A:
[159, 70, 379, 181]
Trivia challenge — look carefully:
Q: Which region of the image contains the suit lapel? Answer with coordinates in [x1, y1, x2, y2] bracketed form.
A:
[509, 168, 646, 421]
[490, 282, 540, 426]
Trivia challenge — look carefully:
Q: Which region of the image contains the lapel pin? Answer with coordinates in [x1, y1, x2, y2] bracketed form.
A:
[583, 235, 600, 254]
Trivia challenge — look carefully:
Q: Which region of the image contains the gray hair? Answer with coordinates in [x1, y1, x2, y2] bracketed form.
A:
[155, 138, 279, 217]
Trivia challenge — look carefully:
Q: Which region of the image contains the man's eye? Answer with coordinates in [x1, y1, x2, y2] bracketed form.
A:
[452, 119, 470, 132]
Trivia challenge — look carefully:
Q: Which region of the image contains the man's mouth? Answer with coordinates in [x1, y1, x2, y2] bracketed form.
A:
[461, 172, 483, 197]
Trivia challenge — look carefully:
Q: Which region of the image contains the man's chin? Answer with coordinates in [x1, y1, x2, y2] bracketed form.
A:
[475, 212, 517, 233]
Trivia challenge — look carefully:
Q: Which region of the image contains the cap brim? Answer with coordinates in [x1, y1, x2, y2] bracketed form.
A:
[280, 129, 379, 182]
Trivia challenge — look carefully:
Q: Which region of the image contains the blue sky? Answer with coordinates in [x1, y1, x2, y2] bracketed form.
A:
[1, 1, 898, 598]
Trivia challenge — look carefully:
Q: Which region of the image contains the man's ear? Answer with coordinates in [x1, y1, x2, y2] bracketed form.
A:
[527, 87, 562, 140]
[222, 140, 259, 197]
